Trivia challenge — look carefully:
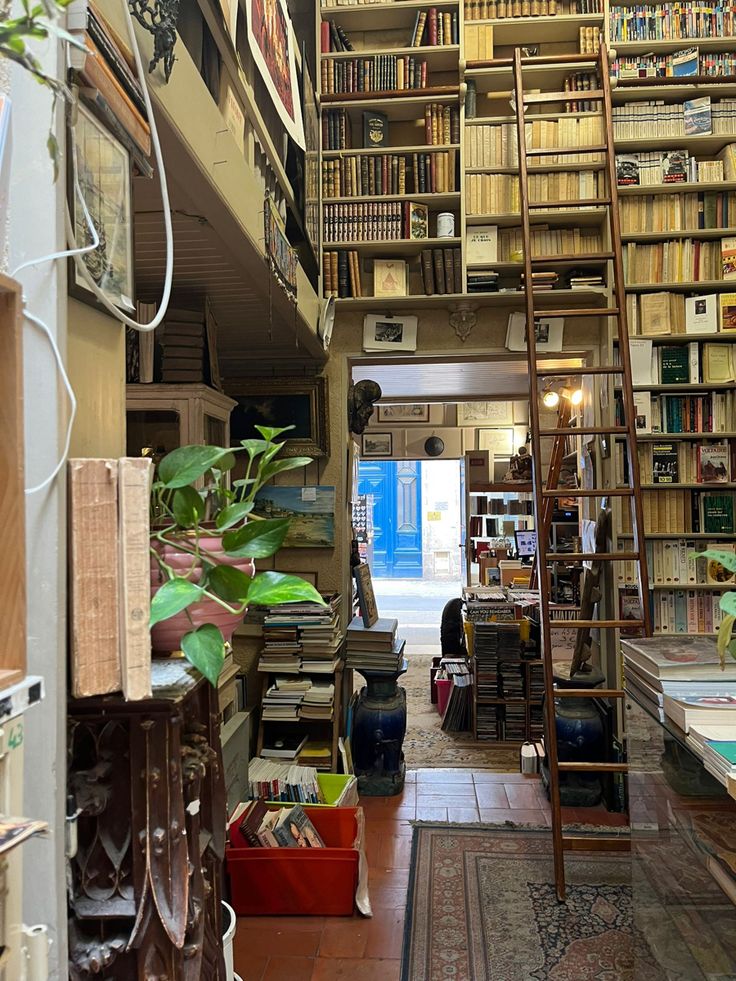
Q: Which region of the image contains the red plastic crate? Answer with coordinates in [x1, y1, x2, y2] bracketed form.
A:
[226, 806, 361, 916]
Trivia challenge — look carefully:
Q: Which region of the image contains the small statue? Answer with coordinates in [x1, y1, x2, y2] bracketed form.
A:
[440, 598, 467, 657]
[348, 379, 382, 434]
[505, 444, 533, 482]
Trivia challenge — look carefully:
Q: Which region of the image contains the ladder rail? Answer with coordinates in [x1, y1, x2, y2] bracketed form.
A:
[512, 46, 567, 905]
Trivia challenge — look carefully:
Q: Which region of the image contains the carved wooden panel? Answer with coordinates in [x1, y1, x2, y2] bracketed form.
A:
[68, 676, 226, 980]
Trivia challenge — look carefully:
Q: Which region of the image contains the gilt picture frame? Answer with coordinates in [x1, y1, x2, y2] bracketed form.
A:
[226, 375, 329, 457]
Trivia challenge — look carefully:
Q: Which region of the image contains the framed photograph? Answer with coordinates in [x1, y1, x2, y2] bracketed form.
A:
[354, 562, 379, 627]
[227, 375, 329, 457]
[363, 314, 417, 353]
[477, 428, 514, 455]
[362, 432, 392, 457]
[68, 103, 134, 313]
[253, 486, 336, 547]
[505, 313, 564, 352]
[457, 401, 513, 426]
[374, 259, 407, 298]
[377, 403, 430, 424]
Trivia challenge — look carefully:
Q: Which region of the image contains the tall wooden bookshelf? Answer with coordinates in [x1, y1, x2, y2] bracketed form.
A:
[608, 0, 736, 636]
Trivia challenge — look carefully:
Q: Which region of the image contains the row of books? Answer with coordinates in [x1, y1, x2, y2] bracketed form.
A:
[320, 55, 428, 94]
[323, 249, 363, 298]
[466, 174, 520, 216]
[323, 200, 433, 242]
[612, 97, 736, 140]
[612, 49, 736, 79]
[463, 0, 600, 17]
[231, 800, 325, 849]
[617, 488, 735, 533]
[628, 338, 736, 385]
[622, 238, 732, 284]
[408, 8, 459, 46]
[261, 678, 335, 723]
[616, 150, 727, 187]
[246, 759, 323, 802]
[620, 191, 736, 233]
[610, 3, 736, 42]
[626, 290, 736, 335]
[464, 24, 494, 62]
[420, 247, 463, 294]
[628, 391, 736, 435]
[465, 117, 605, 169]
[579, 26, 603, 53]
[633, 441, 733, 485]
[345, 616, 405, 671]
[323, 108, 351, 151]
[321, 149, 457, 199]
[255, 594, 343, 674]
[496, 226, 603, 259]
[620, 538, 736, 585]
[562, 71, 601, 113]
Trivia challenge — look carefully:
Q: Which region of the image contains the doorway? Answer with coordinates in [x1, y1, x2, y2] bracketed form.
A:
[357, 460, 423, 578]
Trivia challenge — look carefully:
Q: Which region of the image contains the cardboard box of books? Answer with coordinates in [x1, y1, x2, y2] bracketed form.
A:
[226, 804, 363, 916]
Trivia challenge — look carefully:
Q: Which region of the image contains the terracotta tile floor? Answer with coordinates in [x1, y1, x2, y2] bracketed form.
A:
[232, 768, 628, 981]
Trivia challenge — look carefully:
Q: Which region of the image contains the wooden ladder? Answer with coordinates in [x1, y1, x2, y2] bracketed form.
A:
[511, 44, 653, 900]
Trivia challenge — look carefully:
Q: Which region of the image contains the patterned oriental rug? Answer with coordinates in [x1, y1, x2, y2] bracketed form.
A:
[401, 825, 663, 981]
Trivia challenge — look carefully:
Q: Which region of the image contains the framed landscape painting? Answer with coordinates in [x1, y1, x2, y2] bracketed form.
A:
[252, 486, 336, 548]
[226, 376, 329, 457]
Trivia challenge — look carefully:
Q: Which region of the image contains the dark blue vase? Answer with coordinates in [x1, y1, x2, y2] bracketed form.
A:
[544, 666, 606, 806]
[352, 660, 408, 796]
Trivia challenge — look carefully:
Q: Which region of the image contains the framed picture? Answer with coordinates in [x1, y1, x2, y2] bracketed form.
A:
[505, 313, 564, 352]
[354, 562, 379, 627]
[245, 0, 304, 148]
[377, 403, 430, 424]
[363, 314, 417, 353]
[227, 375, 329, 457]
[457, 401, 512, 426]
[373, 259, 407, 298]
[68, 103, 135, 313]
[205, 298, 222, 392]
[477, 428, 514, 455]
[362, 432, 392, 457]
[253, 486, 336, 547]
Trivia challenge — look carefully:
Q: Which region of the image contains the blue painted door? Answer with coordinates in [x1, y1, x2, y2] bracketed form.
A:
[358, 461, 423, 577]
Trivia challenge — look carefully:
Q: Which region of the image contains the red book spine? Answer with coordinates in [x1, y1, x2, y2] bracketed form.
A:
[425, 104, 432, 144]
[321, 21, 331, 53]
[428, 7, 438, 45]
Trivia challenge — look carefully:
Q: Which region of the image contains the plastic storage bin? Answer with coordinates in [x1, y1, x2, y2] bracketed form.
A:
[226, 806, 361, 916]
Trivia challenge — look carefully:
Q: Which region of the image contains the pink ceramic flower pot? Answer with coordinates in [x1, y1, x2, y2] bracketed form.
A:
[150, 533, 255, 653]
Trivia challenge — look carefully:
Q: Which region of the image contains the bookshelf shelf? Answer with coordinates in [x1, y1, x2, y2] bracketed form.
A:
[327, 236, 461, 254]
[467, 207, 608, 227]
[618, 432, 736, 440]
[622, 227, 736, 242]
[468, 253, 612, 271]
[466, 160, 607, 174]
[477, 13, 604, 45]
[625, 280, 733, 292]
[466, 110, 602, 125]
[466, 59, 597, 94]
[611, 80, 736, 103]
[615, 133, 736, 154]
[319, 0, 460, 30]
[619, 532, 736, 539]
[321, 90, 460, 120]
[614, 333, 736, 344]
[324, 192, 460, 207]
[333, 286, 611, 311]
[469, 482, 533, 493]
[640, 482, 736, 490]
[613, 37, 736, 56]
[323, 142, 460, 158]
[618, 181, 736, 197]
[322, 44, 460, 72]
[628, 383, 736, 393]
[649, 582, 734, 591]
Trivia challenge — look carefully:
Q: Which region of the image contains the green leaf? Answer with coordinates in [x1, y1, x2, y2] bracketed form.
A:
[239, 439, 270, 459]
[150, 578, 203, 627]
[254, 424, 295, 442]
[215, 501, 254, 531]
[719, 593, 736, 618]
[47, 132, 59, 182]
[717, 614, 736, 669]
[208, 565, 252, 602]
[222, 517, 291, 558]
[697, 549, 736, 574]
[181, 624, 226, 685]
[172, 486, 205, 527]
[158, 445, 233, 488]
[259, 457, 314, 483]
[246, 571, 326, 607]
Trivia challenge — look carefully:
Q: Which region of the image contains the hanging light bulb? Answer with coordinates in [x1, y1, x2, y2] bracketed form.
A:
[570, 388, 584, 407]
[542, 387, 560, 409]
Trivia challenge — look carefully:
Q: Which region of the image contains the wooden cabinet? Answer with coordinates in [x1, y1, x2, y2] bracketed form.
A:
[126, 384, 236, 456]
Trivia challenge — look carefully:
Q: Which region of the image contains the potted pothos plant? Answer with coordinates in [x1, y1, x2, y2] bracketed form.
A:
[149, 425, 325, 685]
[697, 549, 736, 668]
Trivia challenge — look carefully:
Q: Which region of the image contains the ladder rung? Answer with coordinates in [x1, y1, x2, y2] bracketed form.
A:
[549, 619, 644, 629]
[531, 252, 615, 264]
[543, 552, 639, 561]
[524, 89, 604, 105]
[526, 145, 607, 157]
[536, 364, 620, 375]
[554, 689, 626, 698]
[533, 309, 619, 321]
[557, 762, 629, 773]
[562, 835, 630, 853]
[528, 198, 611, 208]
[539, 427, 628, 436]
[541, 488, 633, 498]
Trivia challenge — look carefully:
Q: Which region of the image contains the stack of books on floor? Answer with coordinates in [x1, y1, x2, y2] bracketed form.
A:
[299, 682, 335, 721]
[261, 678, 335, 723]
[441, 659, 473, 733]
[247, 758, 323, 802]
[345, 616, 406, 671]
[230, 801, 325, 848]
[255, 594, 343, 674]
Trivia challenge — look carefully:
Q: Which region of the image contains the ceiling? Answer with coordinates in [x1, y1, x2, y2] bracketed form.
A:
[352, 354, 587, 402]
